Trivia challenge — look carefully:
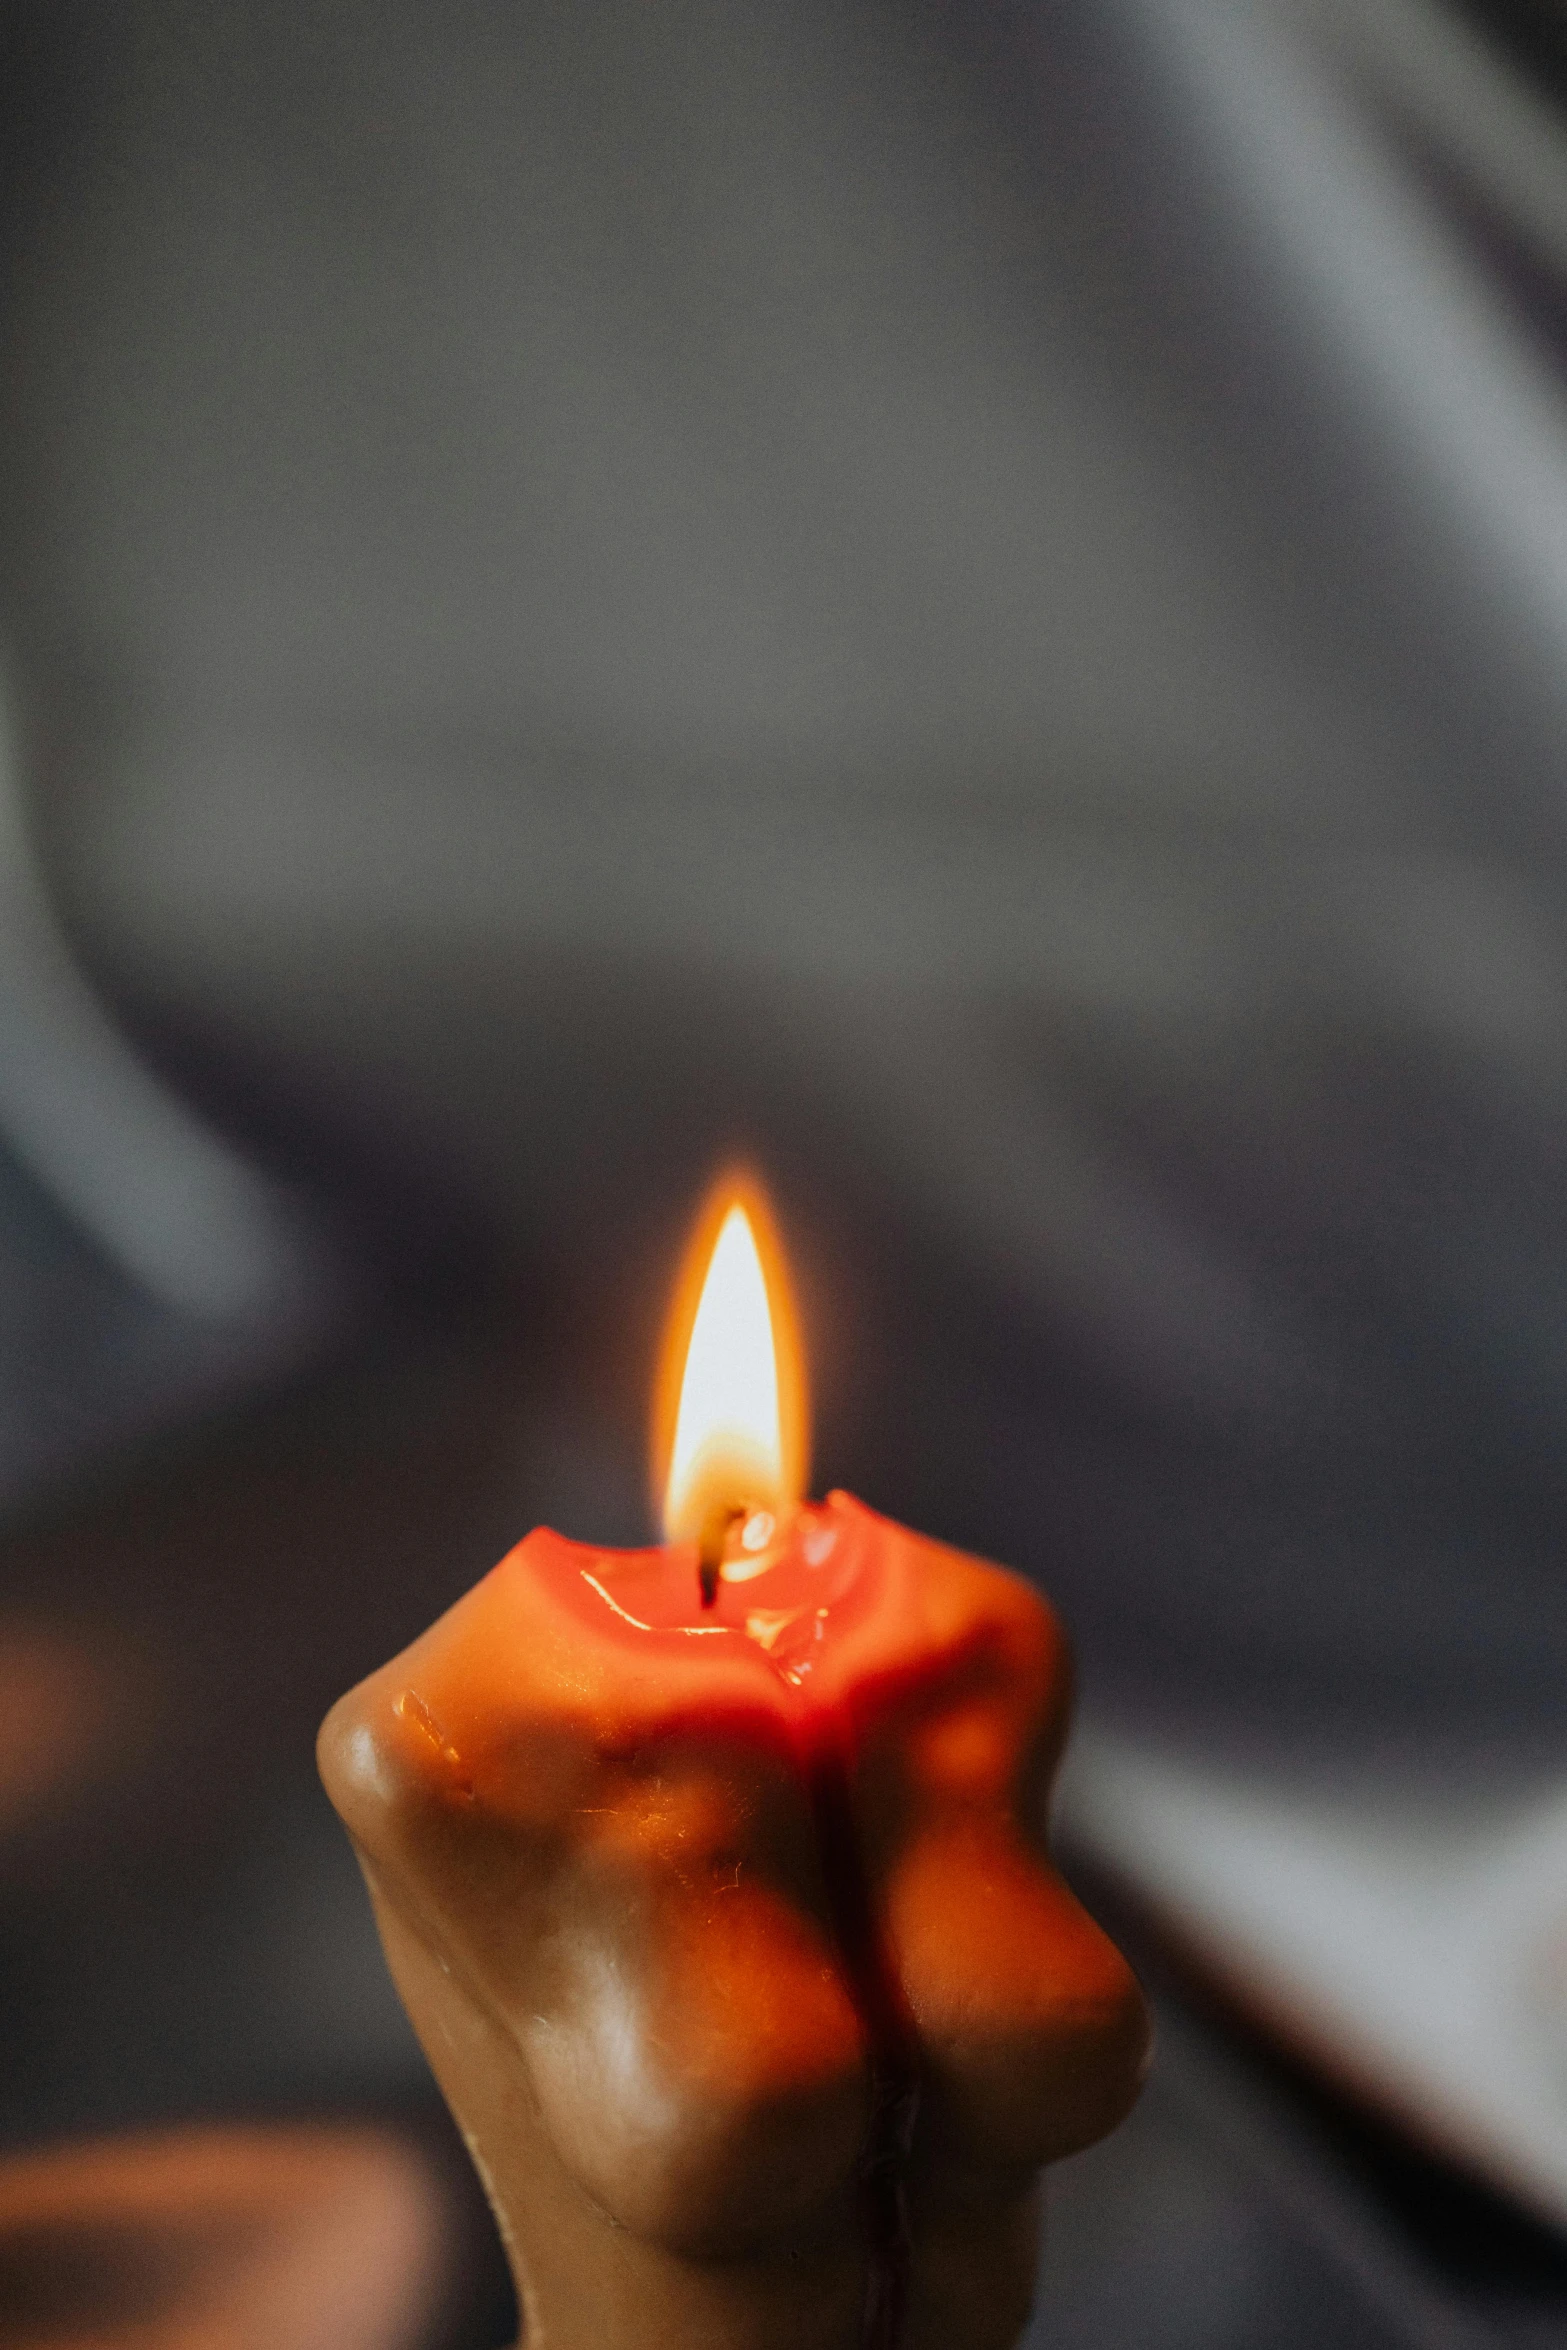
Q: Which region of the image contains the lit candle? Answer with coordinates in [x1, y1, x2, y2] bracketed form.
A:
[319, 1174, 1148, 2350]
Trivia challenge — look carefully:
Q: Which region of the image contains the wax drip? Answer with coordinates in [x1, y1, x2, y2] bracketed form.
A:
[807, 1745, 920, 2350]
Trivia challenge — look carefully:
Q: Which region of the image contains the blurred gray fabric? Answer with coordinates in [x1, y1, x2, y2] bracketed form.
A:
[2, 0, 1567, 1734]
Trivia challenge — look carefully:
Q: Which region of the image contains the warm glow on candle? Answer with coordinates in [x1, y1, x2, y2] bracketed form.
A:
[655, 1174, 808, 1548]
[322, 1157, 1151, 2350]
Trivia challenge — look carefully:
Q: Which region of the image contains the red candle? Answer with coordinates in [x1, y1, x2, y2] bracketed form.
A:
[320, 1177, 1147, 2350]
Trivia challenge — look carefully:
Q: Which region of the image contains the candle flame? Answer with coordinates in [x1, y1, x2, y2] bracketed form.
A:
[655, 1173, 808, 1547]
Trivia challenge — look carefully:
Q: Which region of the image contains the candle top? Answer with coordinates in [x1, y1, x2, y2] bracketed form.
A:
[351, 1491, 1069, 1834]
[551, 1498, 864, 1686]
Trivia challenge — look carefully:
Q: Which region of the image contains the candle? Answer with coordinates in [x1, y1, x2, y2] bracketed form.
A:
[319, 1175, 1148, 2350]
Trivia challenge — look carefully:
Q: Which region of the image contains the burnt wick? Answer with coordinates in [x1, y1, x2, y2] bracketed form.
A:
[697, 1504, 752, 1609]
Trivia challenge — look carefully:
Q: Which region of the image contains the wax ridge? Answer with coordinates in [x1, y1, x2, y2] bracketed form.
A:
[560, 1499, 922, 2341]
[805, 1737, 918, 2350]
[728, 1501, 921, 2343]
[739, 1499, 918, 2346]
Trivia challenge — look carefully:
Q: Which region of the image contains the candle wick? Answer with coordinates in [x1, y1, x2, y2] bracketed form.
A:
[697, 1503, 748, 1608]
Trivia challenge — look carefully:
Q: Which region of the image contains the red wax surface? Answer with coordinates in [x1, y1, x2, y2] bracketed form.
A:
[320, 1492, 1148, 2350]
